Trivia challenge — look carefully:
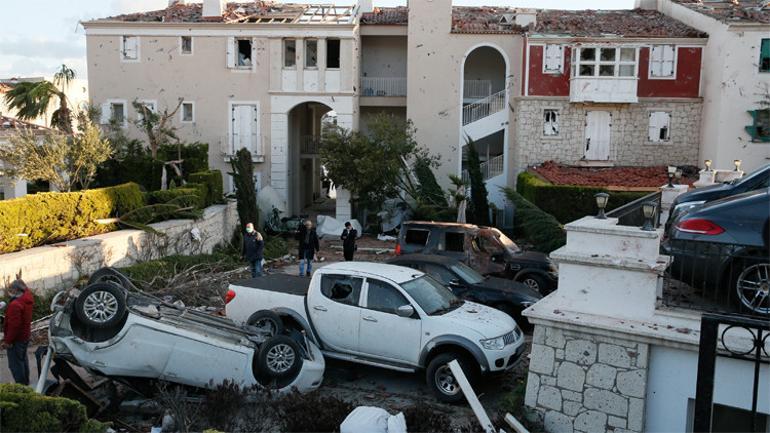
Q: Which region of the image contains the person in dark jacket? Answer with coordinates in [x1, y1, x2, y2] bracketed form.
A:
[3, 279, 34, 385]
[242, 223, 265, 277]
[297, 220, 320, 277]
[340, 222, 357, 261]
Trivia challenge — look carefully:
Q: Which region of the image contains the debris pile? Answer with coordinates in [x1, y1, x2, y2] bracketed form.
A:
[530, 161, 698, 188]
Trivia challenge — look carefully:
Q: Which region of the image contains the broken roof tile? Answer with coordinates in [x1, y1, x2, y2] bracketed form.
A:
[672, 0, 770, 25]
[451, 6, 529, 34]
[533, 9, 707, 38]
[360, 7, 408, 25]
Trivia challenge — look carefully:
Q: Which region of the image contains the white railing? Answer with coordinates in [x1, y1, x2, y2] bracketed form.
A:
[462, 89, 506, 126]
[460, 153, 505, 182]
[463, 80, 492, 100]
[301, 135, 321, 155]
[361, 77, 407, 97]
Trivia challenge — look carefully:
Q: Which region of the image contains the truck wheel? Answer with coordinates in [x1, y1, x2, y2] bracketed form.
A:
[518, 274, 548, 295]
[88, 268, 134, 290]
[75, 282, 127, 329]
[247, 310, 284, 337]
[426, 352, 478, 403]
[257, 335, 303, 379]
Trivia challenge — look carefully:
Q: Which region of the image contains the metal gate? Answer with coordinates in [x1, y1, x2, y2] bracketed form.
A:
[693, 313, 769, 432]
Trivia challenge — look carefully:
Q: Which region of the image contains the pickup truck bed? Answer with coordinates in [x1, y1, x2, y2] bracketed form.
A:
[233, 274, 310, 296]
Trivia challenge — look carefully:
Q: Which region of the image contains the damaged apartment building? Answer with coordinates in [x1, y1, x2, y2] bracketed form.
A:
[83, 0, 766, 218]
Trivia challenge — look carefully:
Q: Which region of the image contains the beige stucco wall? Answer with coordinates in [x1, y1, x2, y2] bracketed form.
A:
[361, 36, 408, 78]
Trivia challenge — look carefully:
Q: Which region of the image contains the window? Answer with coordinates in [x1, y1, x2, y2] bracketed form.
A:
[760, 39, 770, 73]
[180, 36, 192, 55]
[305, 39, 318, 68]
[573, 46, 636, 78]
[543, 109, 559, 136]
[746, 109, 770, 142]
[366, 279, 409, 314]
[326, 38, 341, 69]
[423, 264, 457, 286]
[404, 229, 429, 246]
[284, 39, 296, 68]
[236, 39, 252, 67]
[320, 275, 362, 307]
[136, 100, 156, 122]
[121, 36, 139, 61]
[110, 102, 126, 125]
[648, 111, 671, 143]
[444, 232, 465, 252]
[543, 44, 564, 74]
[181, 102, 194, 123]
[649, 45, 676, 78]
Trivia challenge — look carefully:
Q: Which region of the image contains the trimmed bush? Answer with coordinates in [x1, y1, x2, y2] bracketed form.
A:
[158, 142, 209, 176]
[0, 183, 144, 254]
[147, 188, 201, 208]
[504, 188, 566, 253]
[189, 170, 224, 207]
[517, 172, 648, 224]
[0, 383, 108, 432]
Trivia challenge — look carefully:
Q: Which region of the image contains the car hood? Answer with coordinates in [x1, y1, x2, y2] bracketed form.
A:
[673, 182, 731, 206]
[507, 250, 550, 267]
[438, 301, 516, 338]
[476, 277, 542, 302]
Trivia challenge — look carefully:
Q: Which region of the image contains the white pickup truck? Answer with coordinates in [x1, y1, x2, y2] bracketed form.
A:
[226, 262, 525, 402]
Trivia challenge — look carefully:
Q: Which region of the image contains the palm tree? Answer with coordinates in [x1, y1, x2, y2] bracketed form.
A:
[3, 64, 75, 134]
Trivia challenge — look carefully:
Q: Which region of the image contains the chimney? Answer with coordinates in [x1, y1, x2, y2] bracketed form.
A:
[358, 0, 373, 14]
[202, 0, 226, 19]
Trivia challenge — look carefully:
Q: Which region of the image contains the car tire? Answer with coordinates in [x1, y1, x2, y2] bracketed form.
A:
[75, 282, 128, 329]
[246, 310, 284, 337]
[88, 268, 134, 291]
[729, 259, 770, 315]
[426, 352, 478, 404]
[257, 335, 303, 379]
[518, 274, 548, 295]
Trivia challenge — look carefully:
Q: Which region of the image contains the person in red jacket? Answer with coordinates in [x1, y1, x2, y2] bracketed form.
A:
[3, 279, 34, 385]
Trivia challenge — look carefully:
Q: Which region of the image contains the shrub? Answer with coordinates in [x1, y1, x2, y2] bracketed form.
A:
[158, 142, 209, 176]
[276, 390, 354, 432]
[147, 188, 202, 209]
[230, 148, 259, 227]
[504, 188, 566, 253]
[264, 236, 288, 260]
[0, 384, 107, 433]
[0, 183, 144, 254]
[517, 172, 648, 224]
[189, 170, 224, 207]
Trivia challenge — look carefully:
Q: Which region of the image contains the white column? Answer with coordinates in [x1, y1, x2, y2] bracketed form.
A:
[659, 183, 689, 225]
[2, 177, 27, 199]
[270, 112, 289, 211]
[335, 188, 352, 222]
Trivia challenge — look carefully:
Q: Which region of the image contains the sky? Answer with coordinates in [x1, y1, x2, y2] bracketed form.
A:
[0, 0, 634, 80]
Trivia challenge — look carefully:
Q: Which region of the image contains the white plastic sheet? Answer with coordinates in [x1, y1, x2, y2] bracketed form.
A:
[316, 215, 362, 239]
[340, 406, 407, 433]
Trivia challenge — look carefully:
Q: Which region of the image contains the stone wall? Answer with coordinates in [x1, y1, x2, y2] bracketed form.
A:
[526, 324, 650, 433]
[512, 97, 701, 173]
[0, 201, 238, 293]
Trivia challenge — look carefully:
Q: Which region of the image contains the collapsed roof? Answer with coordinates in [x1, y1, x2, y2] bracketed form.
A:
[532, 9, 708, 38]
[0, 115, 52, 135]
[672, 0, 770, 25]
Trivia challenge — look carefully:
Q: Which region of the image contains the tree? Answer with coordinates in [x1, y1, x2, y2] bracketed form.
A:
[2, 64, 76, 134]
[229, 148, 259, 228]
[465, 140, 490, 226]
[0, 112, 113, 191]
[133, 99, 183, 159]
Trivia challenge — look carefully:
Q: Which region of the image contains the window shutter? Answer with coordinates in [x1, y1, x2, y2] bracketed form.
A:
[663, 45, 675, 77]
[123, 36, 138, 60]
[252, 105, 260, 155]
[100, 103, 110, 124]
[650, 45, 675, 78]
[544, 45, 563, 73]
[230, 106, 238, 155]
[226, 37, 235, 68]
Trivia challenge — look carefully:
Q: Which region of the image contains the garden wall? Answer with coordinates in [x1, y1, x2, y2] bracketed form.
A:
[0, 201, 238, 294]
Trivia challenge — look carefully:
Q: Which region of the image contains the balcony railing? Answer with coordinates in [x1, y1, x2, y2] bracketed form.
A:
[461, 153, 505, 183]
[301, 135, 321, 155]
[606, 191, 662, 228]
[462, 89, 506, 126]
[463, 80, 492, 100]
[361, 77, 406, 97]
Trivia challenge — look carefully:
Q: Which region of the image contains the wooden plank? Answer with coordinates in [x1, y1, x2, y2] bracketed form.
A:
[504, 413, 530, 433]
[448, 360, 496, 433]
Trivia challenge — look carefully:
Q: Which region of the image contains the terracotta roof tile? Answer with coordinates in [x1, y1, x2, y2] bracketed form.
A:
[533, 9, 707, 38]
[451, 6, 529, 34]
[361, 7, 408, 25]
[672, 0, 770, 25]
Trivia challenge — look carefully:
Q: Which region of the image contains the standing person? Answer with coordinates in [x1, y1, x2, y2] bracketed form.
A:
[297, 220, 319, 277]
[242, 223, 264, 277]
[3, 279, 34, 385]
[340, 222, 358, 261]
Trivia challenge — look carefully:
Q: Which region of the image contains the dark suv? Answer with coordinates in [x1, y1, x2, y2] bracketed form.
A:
[395, 221, 558, 294]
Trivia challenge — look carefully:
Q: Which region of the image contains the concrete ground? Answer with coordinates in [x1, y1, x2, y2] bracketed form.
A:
[0, 345, 48, 387]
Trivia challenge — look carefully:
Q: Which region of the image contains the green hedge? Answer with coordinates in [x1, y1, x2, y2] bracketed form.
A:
[147, 187, 203, 209]
[517, 172, 648, 224]
[0, 384, 108, 432]
[0, 183, 144, 254]
[189, 170, 224, 207]
[504, 188, 566, 253]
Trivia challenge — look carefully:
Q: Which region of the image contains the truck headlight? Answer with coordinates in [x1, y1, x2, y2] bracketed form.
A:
[480, 336, 505, 351]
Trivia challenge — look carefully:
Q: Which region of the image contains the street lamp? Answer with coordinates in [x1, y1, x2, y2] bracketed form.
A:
[594, 192, 609, 219]
[704, 159, 712, 171]
[667, 166, 676, 187]
[675, 168, 683, 184]
[641, 201, 657, 231]
[734, 159, 742, 171]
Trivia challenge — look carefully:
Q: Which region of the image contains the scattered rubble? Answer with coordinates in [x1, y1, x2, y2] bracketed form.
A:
[530, 161, 698, 189]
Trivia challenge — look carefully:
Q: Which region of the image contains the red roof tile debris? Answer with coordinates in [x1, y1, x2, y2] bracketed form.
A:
[531, 161, 697, 188]
[451, 7, 529, 34]
[533, 9, 707, 38]
[361, 7, 408, 25]
[672, 0, 770, 24]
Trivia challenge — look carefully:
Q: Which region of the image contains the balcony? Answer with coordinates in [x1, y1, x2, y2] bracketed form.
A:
[462, 89, 506, 126]
[569, 77, 638, 103]
[361, 77, 406, 97]
[463, 79, 492, 101]
[301, 135, 321, 156]
[461, 153, 505, 182]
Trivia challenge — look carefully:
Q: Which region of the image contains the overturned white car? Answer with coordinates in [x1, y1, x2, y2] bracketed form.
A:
[47, 268, 324, 393]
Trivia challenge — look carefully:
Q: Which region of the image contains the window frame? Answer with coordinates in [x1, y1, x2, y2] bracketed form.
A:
[234, 38, 253, 69]
[180, 36, 193, 55]
[180, 101, 195, 123]
[648, 110, 672, 144]
[228, 101, 262, 157]
[542, 44, 564, 74]
[571, 46, 638, 79]
[120, 35, 140, 63]
[404, 229, 430, 246]
[283, 38, 297, 69]
[443, 231, 465, 253]
[363, 278, 412, 315]
[305, 39, 318, 69]
[320, 274, 363, 307]
[648, 44, 678, 80]
[107, 99, 128, 127]
[326, 38, 341, 70]
[543, 108, 560, 138]
[759, 38, 770, 73]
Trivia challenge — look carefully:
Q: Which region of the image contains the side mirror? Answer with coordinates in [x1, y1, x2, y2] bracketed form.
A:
[396, 304, 415, 318]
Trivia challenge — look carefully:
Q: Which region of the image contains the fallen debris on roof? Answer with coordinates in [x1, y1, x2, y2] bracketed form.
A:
[673, 0, 770, 24]
[533, 8, 708, 38]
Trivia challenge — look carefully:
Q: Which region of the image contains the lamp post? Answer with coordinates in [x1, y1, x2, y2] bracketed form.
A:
[641, 201, 657, 231]
[704, 159, 712, 171]
[675, 168, 682, 184]
[594, 192, 609, 219]
[734, 159, 742, 171]
[667, 166, 676, 187]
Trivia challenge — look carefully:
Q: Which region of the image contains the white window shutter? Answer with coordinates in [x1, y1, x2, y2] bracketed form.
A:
[123, 36, 138, 60]
[230, 106, 238, 155]
[226, 37, 235, 68]
[663, 45, 675, 77]
[252, 105, 261, 155]
[648, 112, 671, 142]
[544, 45, 563, 73]
[251, 38, 257, 71]
[100, 103, 110, 124]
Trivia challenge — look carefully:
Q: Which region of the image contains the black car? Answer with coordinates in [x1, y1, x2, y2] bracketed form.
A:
[388, 254, 543, 327]
[663, 188, 769, 315]
[395, 221, 558, 295]
[668, 163, 770, 227]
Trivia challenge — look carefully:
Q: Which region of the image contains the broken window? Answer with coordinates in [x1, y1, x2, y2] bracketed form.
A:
[110, 102, 126, 125]
[746, 109, 770, 142]
[404, 229, 429, 246]
[284, 39, 296, 68]
[543, 44, 563, 74]
[181, 102, 194, 122]
[648, 111, 671, 143]
[180, 36, 192, 55]
[543, 109, 560, 136]
[649, 45, 676, 78]
[320, 275, 362, 307]
[326, 38, 341, 69]
[121, 36, 139, 61]
[760, 39, 770, 73]
[305, 39, 318, 68]
[573, 46, 636, 78]
[444, 232, 465, 252]
[236, 39, 252, 67]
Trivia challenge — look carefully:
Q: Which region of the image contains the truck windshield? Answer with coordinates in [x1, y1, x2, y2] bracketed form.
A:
[402, 276, 463, 315]
[451, 262, 485, 284]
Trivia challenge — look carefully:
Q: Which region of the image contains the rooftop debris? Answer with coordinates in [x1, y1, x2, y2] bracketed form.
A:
[530, 161, 698, 188]
[673, 0, 770, 24]
[451, 7, 530, 34]
[360, 6, 408, 25]
[533, 8, 708, 38]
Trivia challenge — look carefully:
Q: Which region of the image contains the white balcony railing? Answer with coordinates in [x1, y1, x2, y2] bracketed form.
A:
[569, 77, 638, 104]
[463, 80, 492, 100]
[460, 153, 505, 183]
[462, 89, 506, 126]
[301, 135, 321, 155]
[361, 77, 407, 97]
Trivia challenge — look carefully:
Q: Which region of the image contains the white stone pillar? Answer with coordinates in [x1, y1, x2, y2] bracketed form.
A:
[659, 183, 688, 225]
[692, 169, 715, 188]
[2, 177, 27, 199]
[270, 112, 289, 211]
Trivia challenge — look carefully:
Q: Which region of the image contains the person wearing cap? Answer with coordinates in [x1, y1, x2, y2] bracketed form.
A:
[2, 279, 34, 385]
[340, 221, 358, 261]
[296, 220, 320, 277]
[242, 223, 265, 278]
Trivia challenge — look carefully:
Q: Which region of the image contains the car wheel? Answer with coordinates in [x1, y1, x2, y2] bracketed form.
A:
[733, 262, 770, 315]
[425, 352, 478, 404]
[246, 310, 284, 337]
[88, 268, 134, 291]
[257, 335, 303, 379]
[519, 274, 548, 295]
[75, 282, 127, 329]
